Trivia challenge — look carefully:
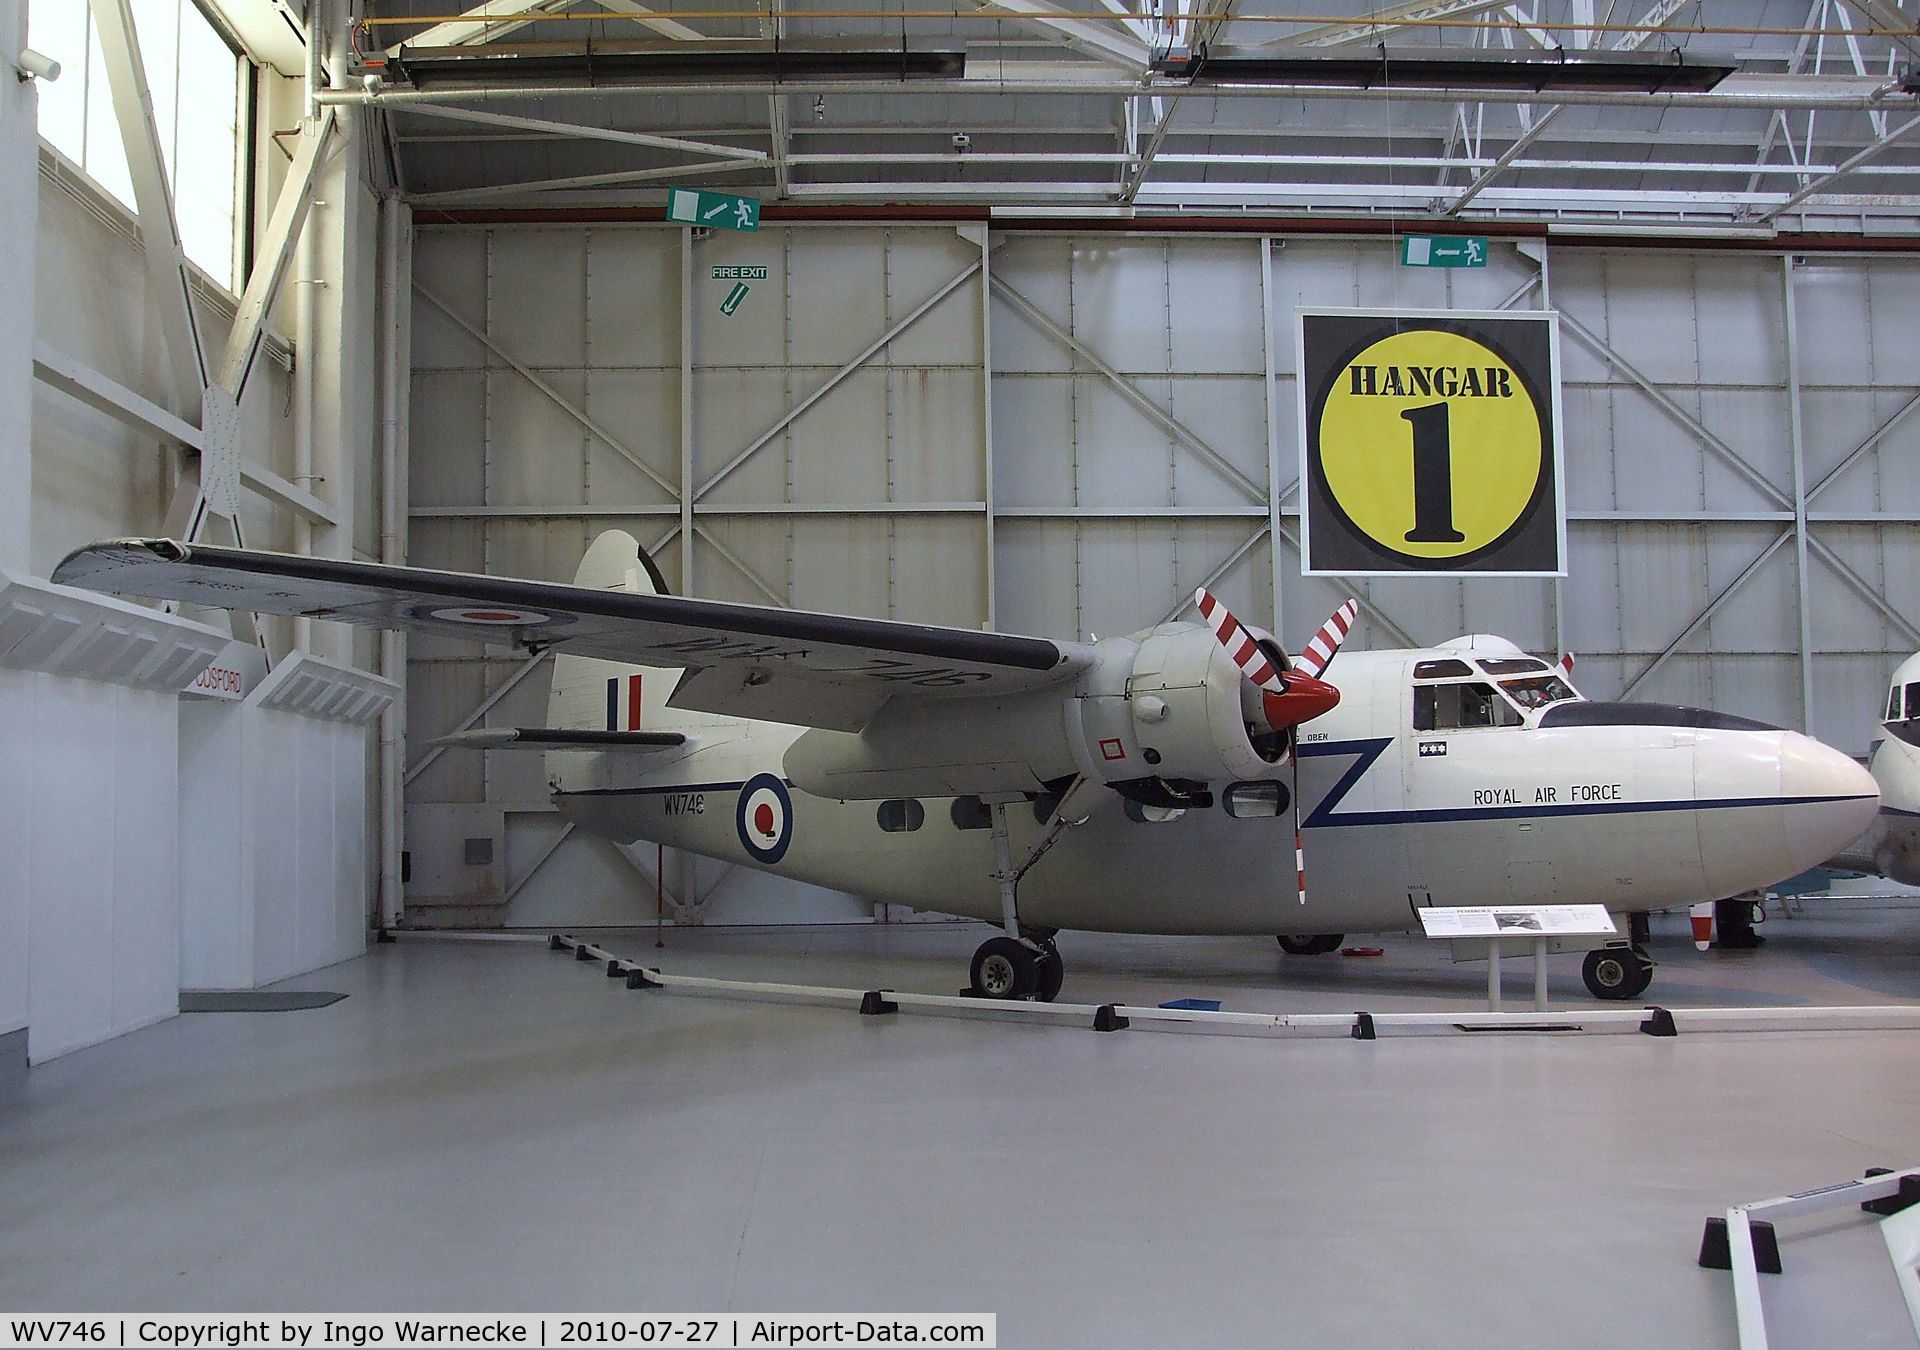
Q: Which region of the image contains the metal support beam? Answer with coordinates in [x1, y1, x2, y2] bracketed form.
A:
[992, 276, 1269, 505]
[1443, 104, 1564, 214]
[1781, 256, 1815, 729]
[1622, 531, 1794, 699]
[1155, 526, 1267, 627]
[391, 102, 766, 162]
[1807, 386, 1920, 505]
[698, 258, 984, 499]
[1260, 236, 1286, 643]
[693, 524, 788, 607]
[680, 230, 696, 594]
[218, 108, 337, 402]
[1751, 111, 1920, 223]
[1807, 533, 1920, 648]
[405, 650, 553, 784]
[1272, 522, 1421, 649]
[1265, 0, 1506, 46]
[1836, 0, 1920, 62]
[414, 282, 678, 499]
[978, 0, 1150, 69]
[408, 156, 765, 205]
[89, 0, 208, 416]
[1557, 308, 1794, 511]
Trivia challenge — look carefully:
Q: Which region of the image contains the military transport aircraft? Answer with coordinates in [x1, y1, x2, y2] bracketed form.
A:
[1830, 652, 1920, 886]
[55, 530, 1879, 1003]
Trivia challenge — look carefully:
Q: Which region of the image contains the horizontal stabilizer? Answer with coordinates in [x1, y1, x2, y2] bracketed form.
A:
[431, 728, 689, 752]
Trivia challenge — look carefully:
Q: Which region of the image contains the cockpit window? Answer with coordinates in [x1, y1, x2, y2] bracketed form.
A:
[1501, 675, 1576, 710]
[1414, 681, 1523, 731]
[1479, 657, 1549, 675]
[1904, 682, 1920, 722]
[1414, 658, 1473, 679]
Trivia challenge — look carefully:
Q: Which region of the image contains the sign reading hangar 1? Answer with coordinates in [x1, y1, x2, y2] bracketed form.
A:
[1297, 308, 1565, 577]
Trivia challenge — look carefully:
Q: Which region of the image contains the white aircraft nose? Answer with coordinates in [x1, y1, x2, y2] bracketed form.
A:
[1779, 733, 1880, 872]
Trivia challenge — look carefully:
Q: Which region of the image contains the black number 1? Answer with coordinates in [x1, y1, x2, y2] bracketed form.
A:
[1400, 401, 1465, 543]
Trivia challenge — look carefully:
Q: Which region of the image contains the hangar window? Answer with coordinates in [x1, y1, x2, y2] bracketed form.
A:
[950, 796, 992, 830]
[1222, 781, 1289, 819]
[1414, 659, 1473, 679]
[877, 799, 925, 833]
[1414, 681, 1522, 732]
[28, 0, 243, 287]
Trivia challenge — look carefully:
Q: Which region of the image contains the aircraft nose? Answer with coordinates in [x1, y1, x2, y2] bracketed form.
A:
[1779, 733, 1880, 872]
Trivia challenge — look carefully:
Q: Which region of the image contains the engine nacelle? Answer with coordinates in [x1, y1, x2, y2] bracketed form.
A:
[783, 623, 1286, 802]
[1067, 625, 1287, 796]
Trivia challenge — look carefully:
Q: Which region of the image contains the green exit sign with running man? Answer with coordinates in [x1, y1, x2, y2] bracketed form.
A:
[1400, 235, 1489, 268]
[667, 188, 761, 232]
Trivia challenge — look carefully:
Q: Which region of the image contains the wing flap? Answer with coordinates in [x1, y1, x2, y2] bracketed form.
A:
[54, 540, 1092, 732]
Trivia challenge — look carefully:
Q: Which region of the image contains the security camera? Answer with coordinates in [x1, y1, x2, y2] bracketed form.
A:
[14, 48, 60, 83]
[951, 131, 971, 152]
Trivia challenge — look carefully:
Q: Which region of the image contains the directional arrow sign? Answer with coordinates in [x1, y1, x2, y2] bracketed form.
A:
[667, 187, 761, 233]
[1400, 235, 1489, 268]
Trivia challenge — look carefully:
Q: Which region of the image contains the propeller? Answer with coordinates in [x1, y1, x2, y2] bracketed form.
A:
[1195, 590, 1359, 906]
[1558, 651, 1576, 679]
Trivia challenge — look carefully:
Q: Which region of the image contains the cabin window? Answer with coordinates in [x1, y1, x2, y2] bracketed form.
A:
[950, 796, 992, 830]
[1479, 657, 1549, 675]
[1500, 675, 1576, 711]
[1414, 681, 1522, 731]
[1414, 658, 1473, 679]
[1222, 781, 1289, 819]
[877, 799, 925, 832]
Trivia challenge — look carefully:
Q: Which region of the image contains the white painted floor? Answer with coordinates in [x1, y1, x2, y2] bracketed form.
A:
[6, 906, 1920, 1349]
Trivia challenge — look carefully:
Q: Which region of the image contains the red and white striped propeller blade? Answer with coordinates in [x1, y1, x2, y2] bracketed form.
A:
[1558, 651, 1576, 678]
[1194, 588, 1284, 693]
[1298, 600, 1359, 680]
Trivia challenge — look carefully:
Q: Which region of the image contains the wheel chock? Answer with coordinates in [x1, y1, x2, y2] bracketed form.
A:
[1639, 1006, 1678, 1037]
[1092, 1004, 1129, 1032]
[1698, 1217, 1781, 1273]
[376, 929, 397, 944]
[605, 959, 627, 977]
[625, 968, 662, 990]
[1861, 1170, 1920, 1216]
[1699, 1217, 1730, 1269]
[1352, 1011, 1376, 1040]
[548, 934, 568, 951]
[859, 991, 899, 1016]
[573, 944, 596, 961]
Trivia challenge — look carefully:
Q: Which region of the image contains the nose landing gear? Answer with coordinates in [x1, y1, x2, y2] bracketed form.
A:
[1582, 944, 1654, 1000]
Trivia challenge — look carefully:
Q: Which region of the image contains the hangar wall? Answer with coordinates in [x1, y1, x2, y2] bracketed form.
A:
[404, 223, 1920, 928]
[7, 38, 394, 1059]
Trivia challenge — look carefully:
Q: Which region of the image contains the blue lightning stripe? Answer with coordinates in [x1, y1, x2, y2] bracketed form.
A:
[1299, 737, 1875, 829]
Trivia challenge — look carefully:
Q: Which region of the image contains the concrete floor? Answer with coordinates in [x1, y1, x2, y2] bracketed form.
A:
[6, 906, 1920, 1349]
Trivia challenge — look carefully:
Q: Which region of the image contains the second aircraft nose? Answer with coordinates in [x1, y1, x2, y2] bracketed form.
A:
[1779, 733, 1881, 873]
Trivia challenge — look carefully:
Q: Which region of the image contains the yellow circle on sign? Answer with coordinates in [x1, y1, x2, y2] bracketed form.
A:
[1316, 328, 1545, 561]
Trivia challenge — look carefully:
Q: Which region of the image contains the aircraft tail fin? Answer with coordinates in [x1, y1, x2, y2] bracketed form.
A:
[547, 531, 716, 734]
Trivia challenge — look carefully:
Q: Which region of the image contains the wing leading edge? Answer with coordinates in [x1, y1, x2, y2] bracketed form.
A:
[53, 539, 1092, 731]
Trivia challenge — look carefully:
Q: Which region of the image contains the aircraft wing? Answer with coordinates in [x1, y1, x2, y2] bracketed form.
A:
[53, 539, 1093, 732]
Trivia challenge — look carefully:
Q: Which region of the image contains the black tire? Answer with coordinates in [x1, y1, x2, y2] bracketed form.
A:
[1033, 946, 1065, 1003]
[1583, 945, 1654, 1001]
[970, 936, 1039, 1000]
[1277, 934, 1344, 956]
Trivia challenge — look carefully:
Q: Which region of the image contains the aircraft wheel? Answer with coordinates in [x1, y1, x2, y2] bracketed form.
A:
[971, 936, 1038, 1000]
[1277, 934, 1344, 956]
[1583, 945, 1654, 1001]
[1033, 945, 1065, 1003]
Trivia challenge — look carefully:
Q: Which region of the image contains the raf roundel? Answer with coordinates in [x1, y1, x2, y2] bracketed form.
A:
[735, 774, 794, 864]
[411, 604, 558, 628]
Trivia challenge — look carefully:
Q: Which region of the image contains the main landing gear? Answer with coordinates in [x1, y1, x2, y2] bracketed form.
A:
[964, 792, 1089, 1002]
[1277, 933, 1344, 955]
[1581, 945, 1655, 1000]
